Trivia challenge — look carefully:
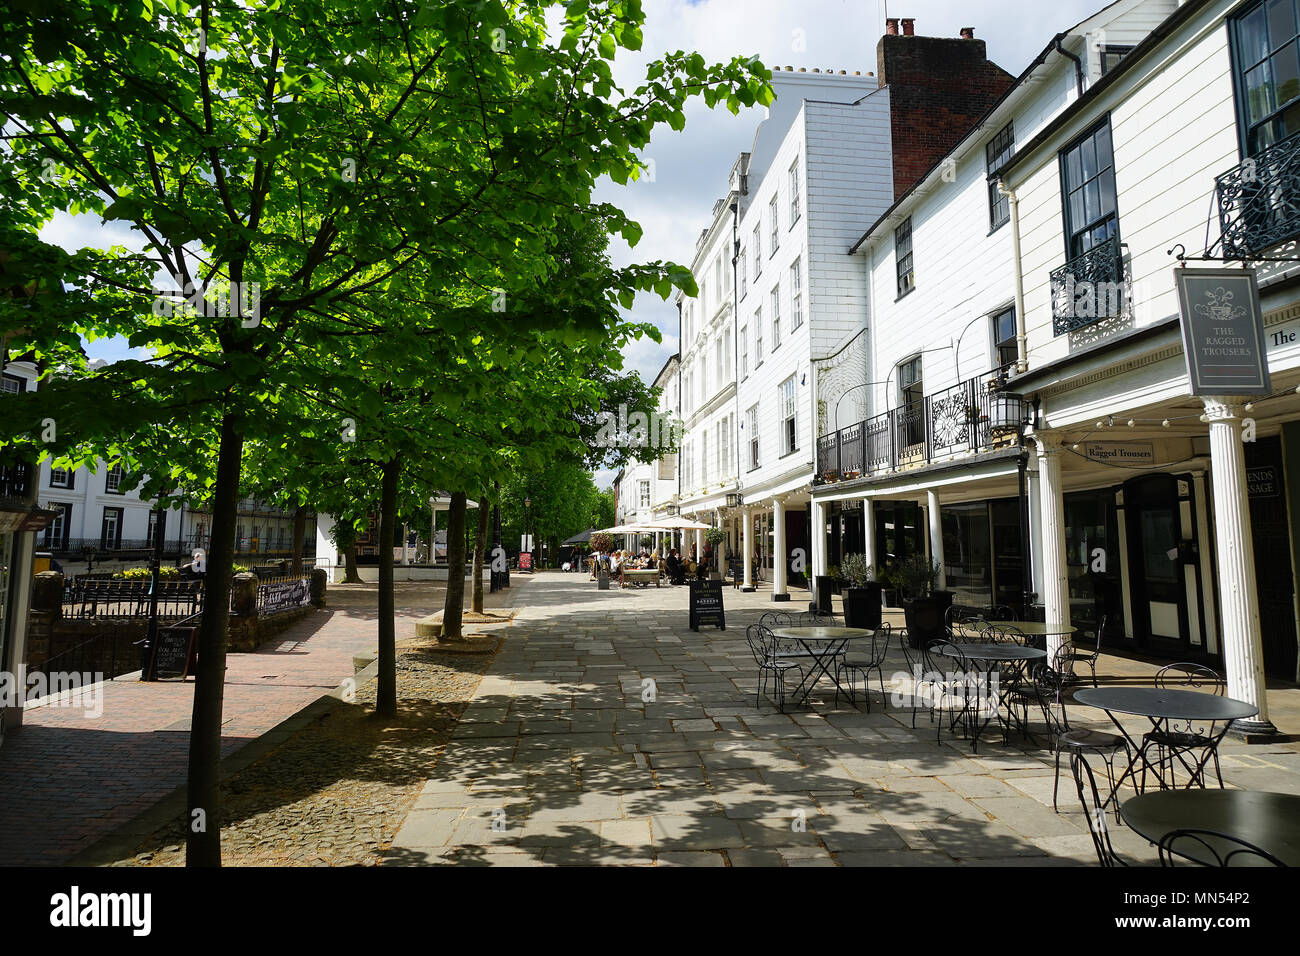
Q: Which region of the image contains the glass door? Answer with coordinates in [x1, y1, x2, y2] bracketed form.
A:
[1124, 475, 1190, 649]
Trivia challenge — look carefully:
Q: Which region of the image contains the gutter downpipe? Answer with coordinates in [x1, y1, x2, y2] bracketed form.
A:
[999, 181, 1029, 374]
[1054, 35, 1085, 99]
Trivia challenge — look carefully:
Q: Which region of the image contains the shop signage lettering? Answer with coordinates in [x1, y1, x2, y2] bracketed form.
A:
[1247, 465, 1279, 498]
[1083, 441, 1156, 466]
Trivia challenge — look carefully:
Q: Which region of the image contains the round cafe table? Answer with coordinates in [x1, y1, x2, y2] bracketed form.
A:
[933, 642, 1048, 749]
[1120, 789, 1300, 866]
[1074, 686, 1258, 804]
[770, 626, 875, 708]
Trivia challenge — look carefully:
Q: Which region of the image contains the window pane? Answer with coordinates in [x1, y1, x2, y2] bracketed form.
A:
[1084, 178, 1101, 222]
[1080, 136, 1098, 180]
[1241, 6, 1270, 65]
[1099, 168, 1117, 217]
[1094, 122, 1113, 167]
[1247, 61, 1275, 124]
[1066, 146, 1082, 188]
[1068, 188, 1085, 232]
[1269, 0, 1297, 47]
[1274, 41, 1300, 105]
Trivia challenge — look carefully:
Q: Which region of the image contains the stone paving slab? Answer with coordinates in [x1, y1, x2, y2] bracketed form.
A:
[383, 573, 1300, 867]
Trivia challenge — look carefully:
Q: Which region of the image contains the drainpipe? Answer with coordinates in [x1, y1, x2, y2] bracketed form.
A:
[999, 181, 1028, 374]
[1054, 35, 1085, 98]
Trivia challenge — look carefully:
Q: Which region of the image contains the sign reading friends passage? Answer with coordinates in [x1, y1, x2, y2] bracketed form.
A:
[1175, 267, 1271, 396]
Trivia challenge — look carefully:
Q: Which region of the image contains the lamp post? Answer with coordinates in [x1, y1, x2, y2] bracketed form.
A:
[524, 496, 532, 572]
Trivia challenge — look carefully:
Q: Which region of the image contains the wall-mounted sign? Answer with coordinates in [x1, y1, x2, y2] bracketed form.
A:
[1247, 465, 1280, 498]
[1176, 267, 1271, 395]
[1083, 441, 1156, 466]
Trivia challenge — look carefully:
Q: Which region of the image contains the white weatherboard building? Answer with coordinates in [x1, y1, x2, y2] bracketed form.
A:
[810, 0, 1300, 734]
[659, 24, 1015, 594]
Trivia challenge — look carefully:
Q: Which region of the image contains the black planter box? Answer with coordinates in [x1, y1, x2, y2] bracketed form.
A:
[904, 592, 954, 649]
[843, 583, 882, 630]
[814, 576, 835, 615]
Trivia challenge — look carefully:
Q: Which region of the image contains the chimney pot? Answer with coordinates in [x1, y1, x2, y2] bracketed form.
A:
[901, 18, 915, 36]
[960, 27, 975, 39]
[885, 17, 899, 35]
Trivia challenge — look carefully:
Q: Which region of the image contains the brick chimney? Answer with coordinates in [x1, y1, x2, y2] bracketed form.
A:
[876, 24, 1016, 197]
[885, 17, 899, 35]
[960, 27, 975, 39]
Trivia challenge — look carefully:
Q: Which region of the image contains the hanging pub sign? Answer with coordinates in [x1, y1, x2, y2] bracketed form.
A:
[1175, 267, 1271, 395]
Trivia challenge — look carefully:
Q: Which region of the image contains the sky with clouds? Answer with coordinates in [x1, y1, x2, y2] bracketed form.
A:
[39, 0, 1110, 481]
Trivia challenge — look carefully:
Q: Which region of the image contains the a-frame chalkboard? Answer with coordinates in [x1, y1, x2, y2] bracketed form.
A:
[688, 579, 726, 631]
[151, 625, 198, 680]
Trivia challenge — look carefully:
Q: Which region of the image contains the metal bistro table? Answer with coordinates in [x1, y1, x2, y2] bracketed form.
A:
[1121, 790, 1300, 867]
[770, 626, 874, 708]
[935, 642, 1047, 748]
[1074, 686, 1258, 807]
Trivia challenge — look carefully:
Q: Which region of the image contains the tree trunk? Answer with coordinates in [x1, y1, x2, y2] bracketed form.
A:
[343, 539, 363, 584]
[471, 496, 489, 613]
[186, 413, 243, 868]
[377, 456, 400, 718]
[441, 491, 468, 640]
[290, 504, 308, 576]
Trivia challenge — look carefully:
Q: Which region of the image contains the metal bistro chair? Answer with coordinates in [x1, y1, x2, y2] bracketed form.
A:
[744, 624, 804, 713]
[1070, 614, 1106, 688]
[945, 605, 986, 642]
[835, 623, 892, 711]
[1071, 752, 1130, 867]
[1157, 829, 1287, 868]
[909, 640, 982, 746]
[1032, 663, 1130, 816]
[1141, 662, 1227, 791]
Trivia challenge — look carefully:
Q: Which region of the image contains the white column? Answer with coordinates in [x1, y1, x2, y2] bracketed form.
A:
[694, 527, 702, 563]
[429, 501, 439, 566]
[927, 489, 945, 591]
[402, 522, 410, 565]
[772, 497, 789, 601]
[1032, 430, 1071, 660]
[811, 498, 829, 610]
[742, 507, 755, 591]
[862, 497, 876, 573]
[1203, 398, 1273, 732]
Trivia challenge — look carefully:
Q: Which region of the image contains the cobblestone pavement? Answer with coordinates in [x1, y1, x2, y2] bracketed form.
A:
[107, 641, 498, 867]
[385, 573, 1300, 867]
[0, 581, 478, 866]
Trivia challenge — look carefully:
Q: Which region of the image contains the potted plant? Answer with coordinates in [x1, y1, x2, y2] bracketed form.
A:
[827, 564, 841, 595]
[704, 528, 727, 578]
[840, 553, 882, 629]
[895, 553, 953, 648]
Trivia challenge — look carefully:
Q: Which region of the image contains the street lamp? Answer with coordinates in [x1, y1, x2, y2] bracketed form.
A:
[524, 496, 532, 571]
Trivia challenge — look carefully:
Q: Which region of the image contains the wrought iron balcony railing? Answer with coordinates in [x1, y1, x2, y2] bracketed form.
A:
[816, 369, 1029, 483]
[1216, 132, 1300, 261]
[0, 461, 33, 500]
[1050, 235, 1125, 336]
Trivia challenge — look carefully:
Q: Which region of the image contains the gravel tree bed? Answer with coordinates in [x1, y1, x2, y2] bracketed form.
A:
[111, 645, 498, 867]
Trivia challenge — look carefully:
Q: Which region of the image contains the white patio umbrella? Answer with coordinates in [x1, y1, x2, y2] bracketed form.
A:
[642, 516, 711, 530]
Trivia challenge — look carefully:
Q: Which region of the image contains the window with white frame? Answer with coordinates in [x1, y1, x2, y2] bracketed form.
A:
[105, 463, 125, 494]
[723, 328, 732, 380]
[700, 280, 708, 318]
[43, 502, 71, 549]
[717, 417, 729, 478]
[739, 250, 747, 298]
[50, 467, 71, 489]
[752, 224, 762, 275]
[714, 256, 723, 300]
[747, 404, 760, 469]
[754, 307, 763, 363]
[771, 285, 781, 350]
[790, 258, 803, 329]
[2, 373, 24, 395]
[789, 159, 801, 223]
[769, 196, 779, 253]
[896, 217, 914, 297]
[740, 326, 748, 378]
[638, 480, 651, 509]
[683, 440, 693, 488]
[715, 336, 724, 384]
[701, 431, 709, 486]
[780, 375, 798, 455]
[986, 121, 1014, 230]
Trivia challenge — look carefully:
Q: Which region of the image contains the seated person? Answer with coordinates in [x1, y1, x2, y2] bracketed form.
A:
[665, 549, 684, 585]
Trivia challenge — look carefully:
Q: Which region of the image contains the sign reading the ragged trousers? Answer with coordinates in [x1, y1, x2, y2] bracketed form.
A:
[1176, 268, 1271, 395]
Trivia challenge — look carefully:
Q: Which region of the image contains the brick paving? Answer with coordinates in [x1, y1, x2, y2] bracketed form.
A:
[385, 573, 1300, 866]
[0, 581, 469, 866]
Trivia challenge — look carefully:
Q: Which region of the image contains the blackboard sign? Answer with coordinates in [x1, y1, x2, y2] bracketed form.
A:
[152, 626, 197, 679]
[728, 560, 743, 589]
[1176, 268, 1271, 395]
[689, 579, 726, 631]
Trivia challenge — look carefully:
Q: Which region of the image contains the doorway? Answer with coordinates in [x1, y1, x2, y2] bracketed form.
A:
[1123, 474, 1191, 654]
[1246, 436, 1298, 681]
